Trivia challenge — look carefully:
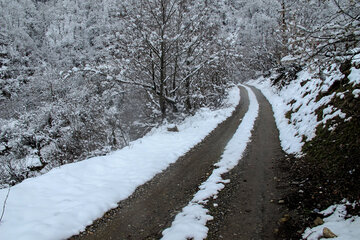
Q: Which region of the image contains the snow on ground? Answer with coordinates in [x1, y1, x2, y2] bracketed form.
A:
[161, 85, 259, 240]
[353, 89, 360, 98]
[248, 78, 302, 154]
[348, 67, 360, 86]
[302, 200, 360, 240]
[0, 86, 240, 240]
[248, 56, 360, 240]
[248, 65, 349, 156]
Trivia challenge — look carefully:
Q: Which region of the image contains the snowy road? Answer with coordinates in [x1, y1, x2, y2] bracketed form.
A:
[206, 86, 286, 239]
[71, 85, 287, 240]
[70, 86, 251, 240]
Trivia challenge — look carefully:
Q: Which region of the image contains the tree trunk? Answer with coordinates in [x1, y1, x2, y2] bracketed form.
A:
[159, 1, 167, 119]
[281, 0, 287, 56]
[159, 40, 167, 118]
[185, 76, 191, 111]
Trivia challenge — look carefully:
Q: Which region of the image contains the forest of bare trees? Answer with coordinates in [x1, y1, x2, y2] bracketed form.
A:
[0, 0, 358, 186]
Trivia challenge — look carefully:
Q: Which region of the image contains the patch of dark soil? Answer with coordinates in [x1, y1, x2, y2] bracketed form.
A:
[275, 153, 360, 239]
[276, 119, 360, 239]
[277, 65, 360, 239]
[339, 60, 352, 76]
[274, 156, 317, 239]
[304, 79, 360, 202]
[272, 65, 302, 87]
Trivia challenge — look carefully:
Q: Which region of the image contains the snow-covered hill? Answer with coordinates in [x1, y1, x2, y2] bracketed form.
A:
[249, 57, 359, 156]
[249, 54, 360, 240]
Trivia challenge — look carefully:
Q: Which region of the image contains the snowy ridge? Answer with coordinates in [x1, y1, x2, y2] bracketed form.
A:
[0, 87, 240, 240]
[161, 85, 259, 240]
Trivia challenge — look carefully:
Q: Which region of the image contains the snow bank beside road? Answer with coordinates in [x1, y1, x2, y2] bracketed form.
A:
[248, 65, 349, 155]
[249, 60, 360, 240]
[161, 85, 259, 240]
[249, 78, 303, 154]
[0, 87, 240, 240]
[303, 200, 360, 240]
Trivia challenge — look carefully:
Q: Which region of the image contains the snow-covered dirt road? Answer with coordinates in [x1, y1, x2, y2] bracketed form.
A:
[70, 85, 286, 240]
[70, 85, 285, 240]
[70, 86, 250, 240]
[206, 86, 286, 239]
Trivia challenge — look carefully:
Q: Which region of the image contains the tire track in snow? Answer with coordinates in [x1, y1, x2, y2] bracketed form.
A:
[161, 85, 259, 240]
[206, 86, 286, 240]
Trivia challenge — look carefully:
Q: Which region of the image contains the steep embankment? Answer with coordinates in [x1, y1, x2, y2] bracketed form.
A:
[249, 56, 360, 239]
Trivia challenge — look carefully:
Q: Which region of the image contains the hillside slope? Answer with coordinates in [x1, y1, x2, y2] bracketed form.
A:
[249, 55, 360, 239]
